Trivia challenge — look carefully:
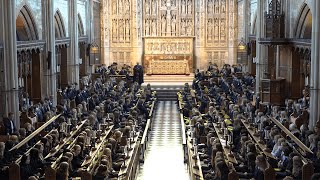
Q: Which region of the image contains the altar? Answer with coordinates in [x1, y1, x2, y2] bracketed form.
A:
[143, 37, 194, 75]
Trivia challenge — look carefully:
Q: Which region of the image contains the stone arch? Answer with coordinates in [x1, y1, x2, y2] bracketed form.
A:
[294, 3, 312, 39]
[78, 13, 84, 36]
[54, 10, 66, 38]
[16, 5, 38, 41]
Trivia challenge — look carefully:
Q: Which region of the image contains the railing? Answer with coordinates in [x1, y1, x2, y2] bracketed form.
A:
[140, 98, 156, 162]
[10, 113, 62, 151]
[44, 120, 88, 159]
[267, 115, 313, 154]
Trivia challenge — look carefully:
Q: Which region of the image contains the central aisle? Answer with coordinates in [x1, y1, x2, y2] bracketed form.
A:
[137, 101, 190, 180]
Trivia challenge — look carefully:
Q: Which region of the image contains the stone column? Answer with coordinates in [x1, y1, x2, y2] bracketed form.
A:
[69, 0, 80, 89]
[86, 0, 94, 44]
[243, 0, 250, 72]
[255, 0, 266, 93]
[101, 0, 110, 66]
[309, 0, 320, 129]
[276, 45, 280, 78]
[86, 0, 94, 74]
[44, 0, 57, 106]
[228, 0, 237, 65]
[1, 0, 20, 127]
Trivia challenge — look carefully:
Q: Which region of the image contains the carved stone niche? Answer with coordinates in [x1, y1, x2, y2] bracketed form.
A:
[265, 0, 285, 38]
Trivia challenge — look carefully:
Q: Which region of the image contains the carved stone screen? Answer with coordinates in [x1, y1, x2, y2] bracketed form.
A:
[143, 0, 194, 37]
[143, 37, 194, 74]
[100, 0, 237, 69]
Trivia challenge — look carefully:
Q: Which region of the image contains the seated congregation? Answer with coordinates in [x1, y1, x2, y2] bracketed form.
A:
[0, 63, 156, 180]
[178, 63, 320, 180]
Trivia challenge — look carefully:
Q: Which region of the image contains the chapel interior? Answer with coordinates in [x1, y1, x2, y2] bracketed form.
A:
[0, 0, 320, 180]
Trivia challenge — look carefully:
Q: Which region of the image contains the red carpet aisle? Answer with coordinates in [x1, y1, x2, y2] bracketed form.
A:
[136, 101, 190, 180]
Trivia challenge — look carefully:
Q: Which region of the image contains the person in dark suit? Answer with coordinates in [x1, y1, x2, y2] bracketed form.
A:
[133, 62, 144, 85]
[3, 112, 16, 135]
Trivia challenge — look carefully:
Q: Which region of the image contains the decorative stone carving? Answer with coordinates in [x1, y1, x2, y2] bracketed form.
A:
[101, 0, 237, 67]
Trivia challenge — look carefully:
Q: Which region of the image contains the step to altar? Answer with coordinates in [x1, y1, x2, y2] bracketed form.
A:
[142, 74, 194, 86]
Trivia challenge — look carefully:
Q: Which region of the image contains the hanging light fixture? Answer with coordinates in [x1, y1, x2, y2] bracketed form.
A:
[89, 41, 99, 65]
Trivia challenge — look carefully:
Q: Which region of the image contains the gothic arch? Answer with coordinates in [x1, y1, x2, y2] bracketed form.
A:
[16, 5, 38, 41]
[294, 3, 312, 39]
[54, 10, 66, 38]
[78, 14, 84, 36]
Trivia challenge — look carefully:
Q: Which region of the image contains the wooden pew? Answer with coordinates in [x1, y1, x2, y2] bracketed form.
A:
[180, 113, 187, 162]
[212, 123, 238, 164]
[186, 133, 204, 180]
[44, 120, 88, 159]
[240, 116, 275, 159]
[139, 98, 156, 160]
[45, 125, 114, 180]
[117, 135, 141, 180]
[81, 125, 114, 167]
[140, 118, 151, 162]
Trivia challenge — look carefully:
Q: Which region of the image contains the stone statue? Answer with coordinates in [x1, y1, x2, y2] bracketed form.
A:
[162, 0, 166, 6]
[214, 0, 219, 13]
[119, 0, 123, 14]
[171, 0, 176, 6]
[112, 20, 117, 41]
[171, 15, 177, 36]
[187, 20, 192, 35]
[181, 19, 186, 35]
[152, 20, 157, 36]
[112, 0, 117, 14]
[221, 0, 226, 13]
[152, 0, 157, 14]
[207, 19, 213, 40]
[187, 0, 192, 14]
[145, 19, 150, 35]
[125, 0, 130, 14]
[181, 0, 186, 14]
[119, 20, 124, 41]
[125, 19, 130, 41]
[208, 0, 213, 14]
[161, 14, 166, 35]
[146, 2, 150, 15]
[220, 20, 226, 40]
[214, 18, 219, 40]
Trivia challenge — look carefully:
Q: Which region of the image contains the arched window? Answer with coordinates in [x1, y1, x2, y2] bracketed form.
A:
[54, 10, 66, 38]
[295, 4, 312, 39]
[16, 5, 38, 41]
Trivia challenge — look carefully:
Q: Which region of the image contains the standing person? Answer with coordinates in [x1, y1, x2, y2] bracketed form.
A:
[3, 112, 16, 135]
[133, 62, 144, 85]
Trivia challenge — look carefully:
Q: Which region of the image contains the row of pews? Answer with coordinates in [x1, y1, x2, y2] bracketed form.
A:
[6, 91, 157, 180]
[178, 72, 316, 180]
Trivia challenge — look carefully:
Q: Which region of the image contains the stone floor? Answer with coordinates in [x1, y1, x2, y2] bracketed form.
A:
[136, 101, 190, 180]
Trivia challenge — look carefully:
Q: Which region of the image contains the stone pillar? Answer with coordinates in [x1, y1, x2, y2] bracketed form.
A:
[86, 0, 94, 74]
[243, 0, 250, 73]
[1, 0, 20, 127]
[228, 0, 238, 65]
[276, 45, 280, 78]
[101, 0, 110, 66]
[87, 0, 94, 44]
[309, 0, 320, 129]
[69, 0, 80, 89]
[255, 0, 265, 93]
[44, 0, 57, 106]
